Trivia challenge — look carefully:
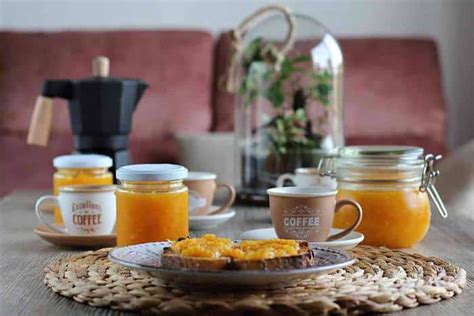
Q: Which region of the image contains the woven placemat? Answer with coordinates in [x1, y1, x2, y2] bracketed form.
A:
[44, 246, 466, 315]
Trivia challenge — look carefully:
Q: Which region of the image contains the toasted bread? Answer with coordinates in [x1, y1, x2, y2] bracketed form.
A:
[161, 235, 315, 271]
[161, 247, 231, 271]
[233, 244, 315, 271]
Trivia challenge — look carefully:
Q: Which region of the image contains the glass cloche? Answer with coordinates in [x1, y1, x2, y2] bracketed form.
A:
[224, 5, 344, 202]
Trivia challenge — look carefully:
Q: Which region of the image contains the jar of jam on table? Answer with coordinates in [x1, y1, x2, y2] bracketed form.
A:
[115, 164, 189, 246]
[319, 146, 447, 248]
[53, 154, 114, 224]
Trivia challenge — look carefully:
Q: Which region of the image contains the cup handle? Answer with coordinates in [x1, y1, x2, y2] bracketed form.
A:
[208, 183, 236, 215]
[35, 195, 66, 234]
[326, 199, 362, 242]
[276, 173, 296, 187]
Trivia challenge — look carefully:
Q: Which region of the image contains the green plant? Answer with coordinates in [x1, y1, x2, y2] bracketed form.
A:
[266, 109, 321, 154]
[239, 37, 333, 154]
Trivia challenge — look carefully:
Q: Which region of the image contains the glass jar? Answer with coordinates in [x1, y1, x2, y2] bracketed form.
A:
[53, 154, 113, 224]
[115, 164, 189, 246]
[228, 6, 344, 202]
[319, 146, 447, 248]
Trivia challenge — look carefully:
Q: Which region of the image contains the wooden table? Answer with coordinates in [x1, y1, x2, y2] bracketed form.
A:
[0, 190, 472, 315]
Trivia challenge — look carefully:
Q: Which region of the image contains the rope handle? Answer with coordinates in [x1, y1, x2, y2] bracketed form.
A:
[222, 4, 296, 93]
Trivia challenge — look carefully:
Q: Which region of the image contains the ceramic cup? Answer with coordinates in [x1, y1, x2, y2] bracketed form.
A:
[267, 186, 362, 242]
[35, 185, 117, 235]
[276, 167, 336, 189]
[184, 172, 236, 215]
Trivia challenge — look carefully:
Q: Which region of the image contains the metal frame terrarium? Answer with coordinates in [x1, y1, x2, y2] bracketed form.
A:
[223, 5, 344, 202]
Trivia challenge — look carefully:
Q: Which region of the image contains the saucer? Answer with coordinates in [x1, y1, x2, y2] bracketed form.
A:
[34, 224, 116, 248]
[189, 207, 235, 230]
[240, 228, 364, 250]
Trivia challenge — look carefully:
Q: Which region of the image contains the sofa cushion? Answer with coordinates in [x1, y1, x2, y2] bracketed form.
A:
[212, 35, 447, 154]
[0, 134, 72, 195]
[0, 30, 214, 195]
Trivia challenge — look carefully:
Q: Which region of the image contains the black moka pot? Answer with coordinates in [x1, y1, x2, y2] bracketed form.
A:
[27, 57, 148, 177]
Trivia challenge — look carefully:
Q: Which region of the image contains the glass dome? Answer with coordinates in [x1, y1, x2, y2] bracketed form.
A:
[231, 8, 344, 201]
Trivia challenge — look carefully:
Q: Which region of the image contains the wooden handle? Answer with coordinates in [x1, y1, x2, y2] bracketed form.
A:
[27, 96, 53, 146]
[92, 56, 110, 77]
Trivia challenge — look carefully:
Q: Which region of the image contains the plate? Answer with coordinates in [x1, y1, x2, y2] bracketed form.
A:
[240, 228, 364, 250]
[109, 241, 354, 289]
[189, 207, 235, 230]
[34, 224, 116, 248]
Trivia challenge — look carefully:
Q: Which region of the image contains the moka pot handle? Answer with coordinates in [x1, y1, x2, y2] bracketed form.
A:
[27, 96, 54, 147]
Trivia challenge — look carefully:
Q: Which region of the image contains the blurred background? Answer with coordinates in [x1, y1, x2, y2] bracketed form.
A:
[0, 0, 473, 195]
[2, 0, 473, 148]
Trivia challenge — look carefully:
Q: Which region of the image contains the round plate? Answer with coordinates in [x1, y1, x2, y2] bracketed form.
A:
[189, 207, 235, 230]
[109, 241, 354, 289]
[240, 228, 364, 250]
[34, 224, 116, 248]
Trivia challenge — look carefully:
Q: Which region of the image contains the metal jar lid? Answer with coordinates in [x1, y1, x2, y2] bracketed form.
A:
[338, 145, 424, 160]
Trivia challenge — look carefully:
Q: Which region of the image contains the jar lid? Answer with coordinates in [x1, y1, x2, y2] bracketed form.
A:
[186, 171, 217, 181]
[318, 145, 426, 182]
[339, 146, 423, 160]
[53, 154, 113, 169]
[116, 164, 188, 181]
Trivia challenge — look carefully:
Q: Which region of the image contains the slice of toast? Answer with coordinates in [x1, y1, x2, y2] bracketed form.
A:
[161, 239, 315, 271]
[161, 247, 232, 271]
[233, 243, 315, 271]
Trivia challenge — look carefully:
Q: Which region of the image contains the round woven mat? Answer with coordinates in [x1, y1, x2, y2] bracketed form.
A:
[44, 246, 466, 315]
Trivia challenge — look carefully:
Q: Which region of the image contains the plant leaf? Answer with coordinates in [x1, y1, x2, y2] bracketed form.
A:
[279, 59, 293, 76]
[267, 79, 284, 108]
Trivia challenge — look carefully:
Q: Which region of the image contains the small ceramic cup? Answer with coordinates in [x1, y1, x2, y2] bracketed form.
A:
[184, 172, 236, 215]
[267, 186, 362, 242]
[276, 167, 336, 189]
[35, 185, 117, 235]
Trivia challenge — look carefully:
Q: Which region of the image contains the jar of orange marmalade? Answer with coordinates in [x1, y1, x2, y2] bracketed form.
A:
[115, 164, 189, 246]
[53, 154, 113, 224]
[319, 146, 447, 248]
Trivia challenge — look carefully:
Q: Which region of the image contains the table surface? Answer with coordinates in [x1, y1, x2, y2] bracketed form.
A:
[0, 190, 472, 316]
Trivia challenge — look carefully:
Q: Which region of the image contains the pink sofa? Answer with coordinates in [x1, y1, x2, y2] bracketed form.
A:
[0, 31, 447, 196]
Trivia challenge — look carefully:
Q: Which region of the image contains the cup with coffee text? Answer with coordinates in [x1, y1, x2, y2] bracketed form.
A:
[35, 185, 117, 235]
[267, 186, 362, 242]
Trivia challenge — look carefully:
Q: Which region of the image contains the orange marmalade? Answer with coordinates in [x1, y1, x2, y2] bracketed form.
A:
[319, 146, 447, 249]
[334, 188, 430, 248]
[53, 155, 113, 224]
[171, 234, 301, 260]
[115, 164, 189, 246]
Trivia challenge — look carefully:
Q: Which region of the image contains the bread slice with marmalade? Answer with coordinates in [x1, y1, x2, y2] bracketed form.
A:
[161, 234, 315, 271]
